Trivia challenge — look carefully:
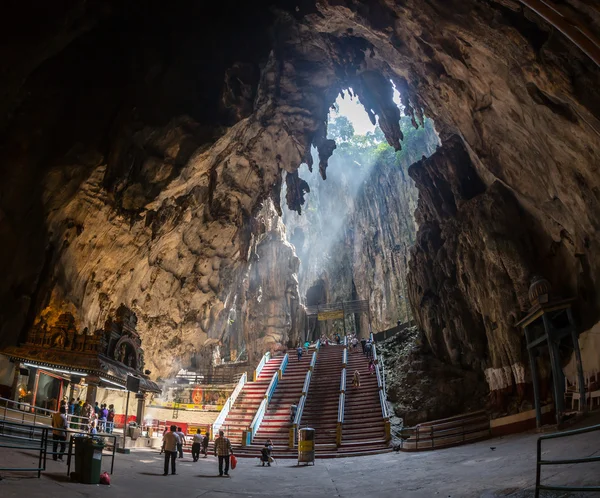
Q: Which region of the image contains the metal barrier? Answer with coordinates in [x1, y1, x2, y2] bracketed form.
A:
[0, 419, 48, 477]
[254, 351, 271, 381]
[0, 396, 98, 434]
[279, 353, 289, 380]
[212, 372, 247, 438]
[372, 341, 391, 442]
[535, 423, 600, 497]
[0, 396, 118, 475]
[336, 362, 346, 447]
[289, 351, 317, 447]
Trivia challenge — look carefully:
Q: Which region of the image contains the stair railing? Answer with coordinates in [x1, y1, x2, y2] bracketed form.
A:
[337, 365, 346, 447]
[373, 341, 391, 442]
[245, 365, 281, 446]
[278, 352, 289, 380]
[253, 351, 271, 381]
[336, 337, 349, 447]
[289, 351, 317, 448]
[212, 371, 247, 438]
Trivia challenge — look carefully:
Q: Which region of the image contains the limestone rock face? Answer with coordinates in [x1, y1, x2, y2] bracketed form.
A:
[283, 120, 439, 337]
[1, 0, 600, 401]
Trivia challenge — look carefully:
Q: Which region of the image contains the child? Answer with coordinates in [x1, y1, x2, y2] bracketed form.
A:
[369, 359, 375, 375]
[352, 369, 361, 388]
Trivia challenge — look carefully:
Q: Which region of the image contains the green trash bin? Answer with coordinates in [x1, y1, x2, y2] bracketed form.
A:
[73, 436, 105, 484]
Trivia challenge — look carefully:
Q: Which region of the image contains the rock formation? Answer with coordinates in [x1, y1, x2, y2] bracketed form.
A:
[0, 0, 599, 412]
[283, 117, 439, 338]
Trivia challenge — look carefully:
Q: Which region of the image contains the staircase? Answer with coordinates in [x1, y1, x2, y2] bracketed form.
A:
[400, 410, 491, 451]
[301, 345, 344, 456]
[219, 356, 283, 446]
[237, 352, 312, 457]
[339, 349, 390, 456]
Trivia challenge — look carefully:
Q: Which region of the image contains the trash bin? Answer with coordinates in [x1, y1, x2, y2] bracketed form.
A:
[297, 427, 315, 466]
[128, 423, 141, 440]
[73, 435, 105, 484]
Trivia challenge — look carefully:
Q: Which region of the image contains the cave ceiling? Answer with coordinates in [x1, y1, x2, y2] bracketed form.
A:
[1, 0, 599, 388]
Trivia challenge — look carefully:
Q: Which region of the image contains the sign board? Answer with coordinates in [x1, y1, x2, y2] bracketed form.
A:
[317, 310, 344, 321]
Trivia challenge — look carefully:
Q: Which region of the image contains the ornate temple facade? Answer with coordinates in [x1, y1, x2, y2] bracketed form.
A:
[1, 304, 159, 413]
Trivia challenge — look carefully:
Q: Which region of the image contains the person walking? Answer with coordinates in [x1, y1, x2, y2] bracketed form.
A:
[365, 340, 373, 359]
[160, 427, 168, 454]
[51, 406, 68, 461]
[296, 345, 303, 361]
[192, 428, 202, 462]
[163, 425, 178, 475]
[352, 369, 361, 389]
[176, 427, 186, 458]
[214, 430, 233, 477]
[202, 431, 210, 458]
[368, 359, 376, 375]
[290, 403, 297, 423]
[360, 337, 367, 355]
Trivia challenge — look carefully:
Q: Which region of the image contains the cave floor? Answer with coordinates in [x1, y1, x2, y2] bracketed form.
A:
[1, 416, 599, 497]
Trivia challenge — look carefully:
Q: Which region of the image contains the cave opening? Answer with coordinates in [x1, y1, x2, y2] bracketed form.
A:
[282, 88, 439, 339]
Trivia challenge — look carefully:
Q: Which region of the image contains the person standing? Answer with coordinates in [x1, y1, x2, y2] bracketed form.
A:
[107, 404, 115, 433]
[360, 337, 367, 355]
[176, 427, 186, 458]
[99, 404, 108, 432]
[214, 430, 233, 477]
[191, 428, 202, 462]
[163, 425, 178, 476]
[94, 401, 100, 417]
[72, 398, 81, 430]
[51, 406, 68, 461]
[290, 403, 297, 423]
[202, 432, 210, 458]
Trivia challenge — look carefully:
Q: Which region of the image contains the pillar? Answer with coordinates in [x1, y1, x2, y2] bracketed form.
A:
[85, 375, 100, 406]
[567, 308, 587, 412]
[524, 327, 542, 428]
[136, 393, 145, 425]
[542, 315, 564, 424]
[10, 361, 20, 401]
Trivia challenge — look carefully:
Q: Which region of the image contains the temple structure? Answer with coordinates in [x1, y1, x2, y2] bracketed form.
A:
[1, 304, 160, 419]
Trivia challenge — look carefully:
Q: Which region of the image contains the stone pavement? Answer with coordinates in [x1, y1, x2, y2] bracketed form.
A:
[0, 418, 599, 498]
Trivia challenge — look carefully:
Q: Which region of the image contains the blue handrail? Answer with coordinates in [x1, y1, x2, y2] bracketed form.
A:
[247, 369, 280, 444]
[254, 351, 271, 381]
[212, 372, 247, 436]
[279, 353, 289, 378]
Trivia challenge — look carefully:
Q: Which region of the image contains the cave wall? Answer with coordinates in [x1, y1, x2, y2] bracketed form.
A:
[1, 0, 600, 396]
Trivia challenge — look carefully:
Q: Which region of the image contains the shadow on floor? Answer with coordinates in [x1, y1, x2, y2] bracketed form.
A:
[43, 473, 71, 483]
